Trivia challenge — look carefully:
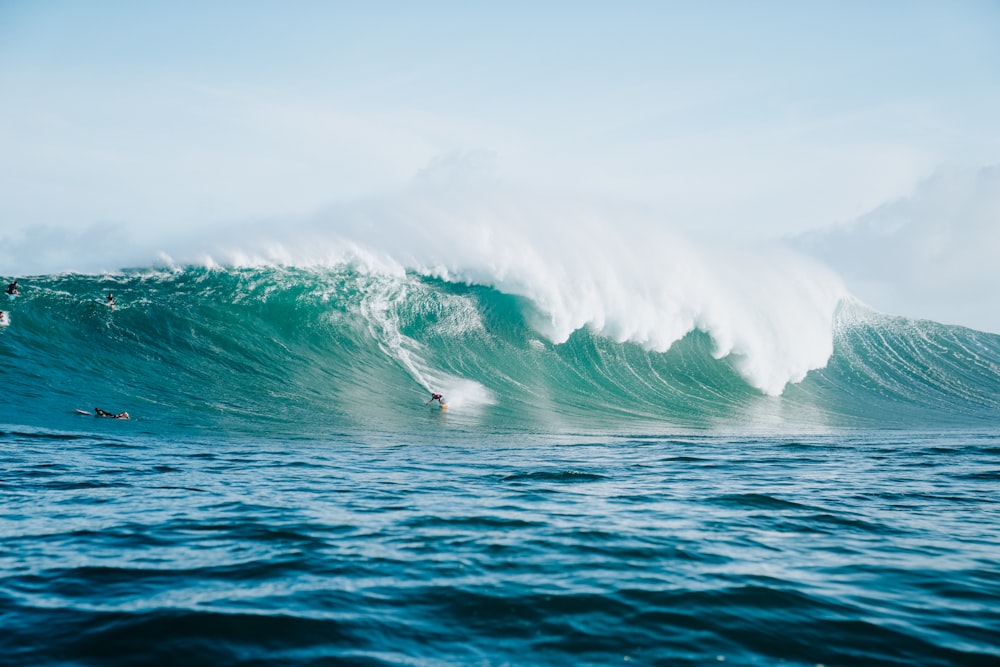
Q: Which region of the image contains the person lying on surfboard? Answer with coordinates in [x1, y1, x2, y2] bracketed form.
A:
[5, 280, 17, 295]
[95, 407, 130, 420]
[426, 393, 446, 406]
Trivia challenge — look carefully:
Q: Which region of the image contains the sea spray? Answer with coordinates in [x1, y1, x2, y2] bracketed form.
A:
[156, 190, 849, 395]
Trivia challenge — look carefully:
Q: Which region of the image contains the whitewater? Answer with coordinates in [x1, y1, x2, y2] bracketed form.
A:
[2, 203, 999, 666]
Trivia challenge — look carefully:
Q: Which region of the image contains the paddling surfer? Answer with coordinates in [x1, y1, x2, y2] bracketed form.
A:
[95, 407, 130, 420]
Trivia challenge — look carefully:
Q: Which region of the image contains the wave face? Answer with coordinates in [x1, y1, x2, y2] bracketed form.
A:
[2, 264, 997, 436]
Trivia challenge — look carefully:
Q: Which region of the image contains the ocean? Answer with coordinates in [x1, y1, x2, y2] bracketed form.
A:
[1, 265, 998, 666]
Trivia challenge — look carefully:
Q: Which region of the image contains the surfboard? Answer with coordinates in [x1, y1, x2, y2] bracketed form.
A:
[75, 409, 92, 415]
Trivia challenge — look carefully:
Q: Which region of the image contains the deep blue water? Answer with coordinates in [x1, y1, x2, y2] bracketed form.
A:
[2, 429, 999, 666]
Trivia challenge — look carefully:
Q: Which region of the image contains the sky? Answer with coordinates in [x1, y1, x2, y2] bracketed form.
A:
[1, 1, 999, 331]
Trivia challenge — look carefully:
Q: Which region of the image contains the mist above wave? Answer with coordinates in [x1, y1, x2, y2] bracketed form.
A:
[791, 164, 1000, 335]
[151, 188, 848, 395]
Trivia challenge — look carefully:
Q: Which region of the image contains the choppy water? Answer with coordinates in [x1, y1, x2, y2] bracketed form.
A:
[2, 429, 998, 666]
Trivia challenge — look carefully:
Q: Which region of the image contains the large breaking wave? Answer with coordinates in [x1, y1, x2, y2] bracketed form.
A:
[1, 260, 997, 436]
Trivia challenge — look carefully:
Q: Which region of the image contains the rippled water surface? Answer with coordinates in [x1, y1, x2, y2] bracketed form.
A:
[2, 428, 998, 666]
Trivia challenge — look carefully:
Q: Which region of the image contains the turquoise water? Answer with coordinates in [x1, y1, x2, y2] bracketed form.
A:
[1, 266, 999, 666]
[1, 267, 997, 434]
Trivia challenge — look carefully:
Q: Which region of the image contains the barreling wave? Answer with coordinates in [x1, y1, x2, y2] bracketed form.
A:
[0, 263, 997, 436]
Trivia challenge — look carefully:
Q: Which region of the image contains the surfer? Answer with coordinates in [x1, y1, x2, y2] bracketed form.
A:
[0, 311, 7, 325]
[95, 407, 130, 420]
[106, 293, 115, 307]
[5, 280, 17, 295]
[426, 393, 446, 406]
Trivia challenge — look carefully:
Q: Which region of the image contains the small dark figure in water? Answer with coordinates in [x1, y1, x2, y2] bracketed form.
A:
[6, 280, 17, 295]
[95, 407, 130, 420]
[426, 393, 446, 405]
[106, 293, 115, 307]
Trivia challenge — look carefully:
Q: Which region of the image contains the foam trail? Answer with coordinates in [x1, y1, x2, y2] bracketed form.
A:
[355, 272, 496, 409]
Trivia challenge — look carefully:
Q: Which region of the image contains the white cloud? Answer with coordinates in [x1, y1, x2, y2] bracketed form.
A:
[0, 222, 153, 276]
[791, 165, 1000, 333]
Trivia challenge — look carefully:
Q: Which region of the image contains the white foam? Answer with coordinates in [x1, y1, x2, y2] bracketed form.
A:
[105, 187, 853, 395]
[278, 189, 848, 395]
